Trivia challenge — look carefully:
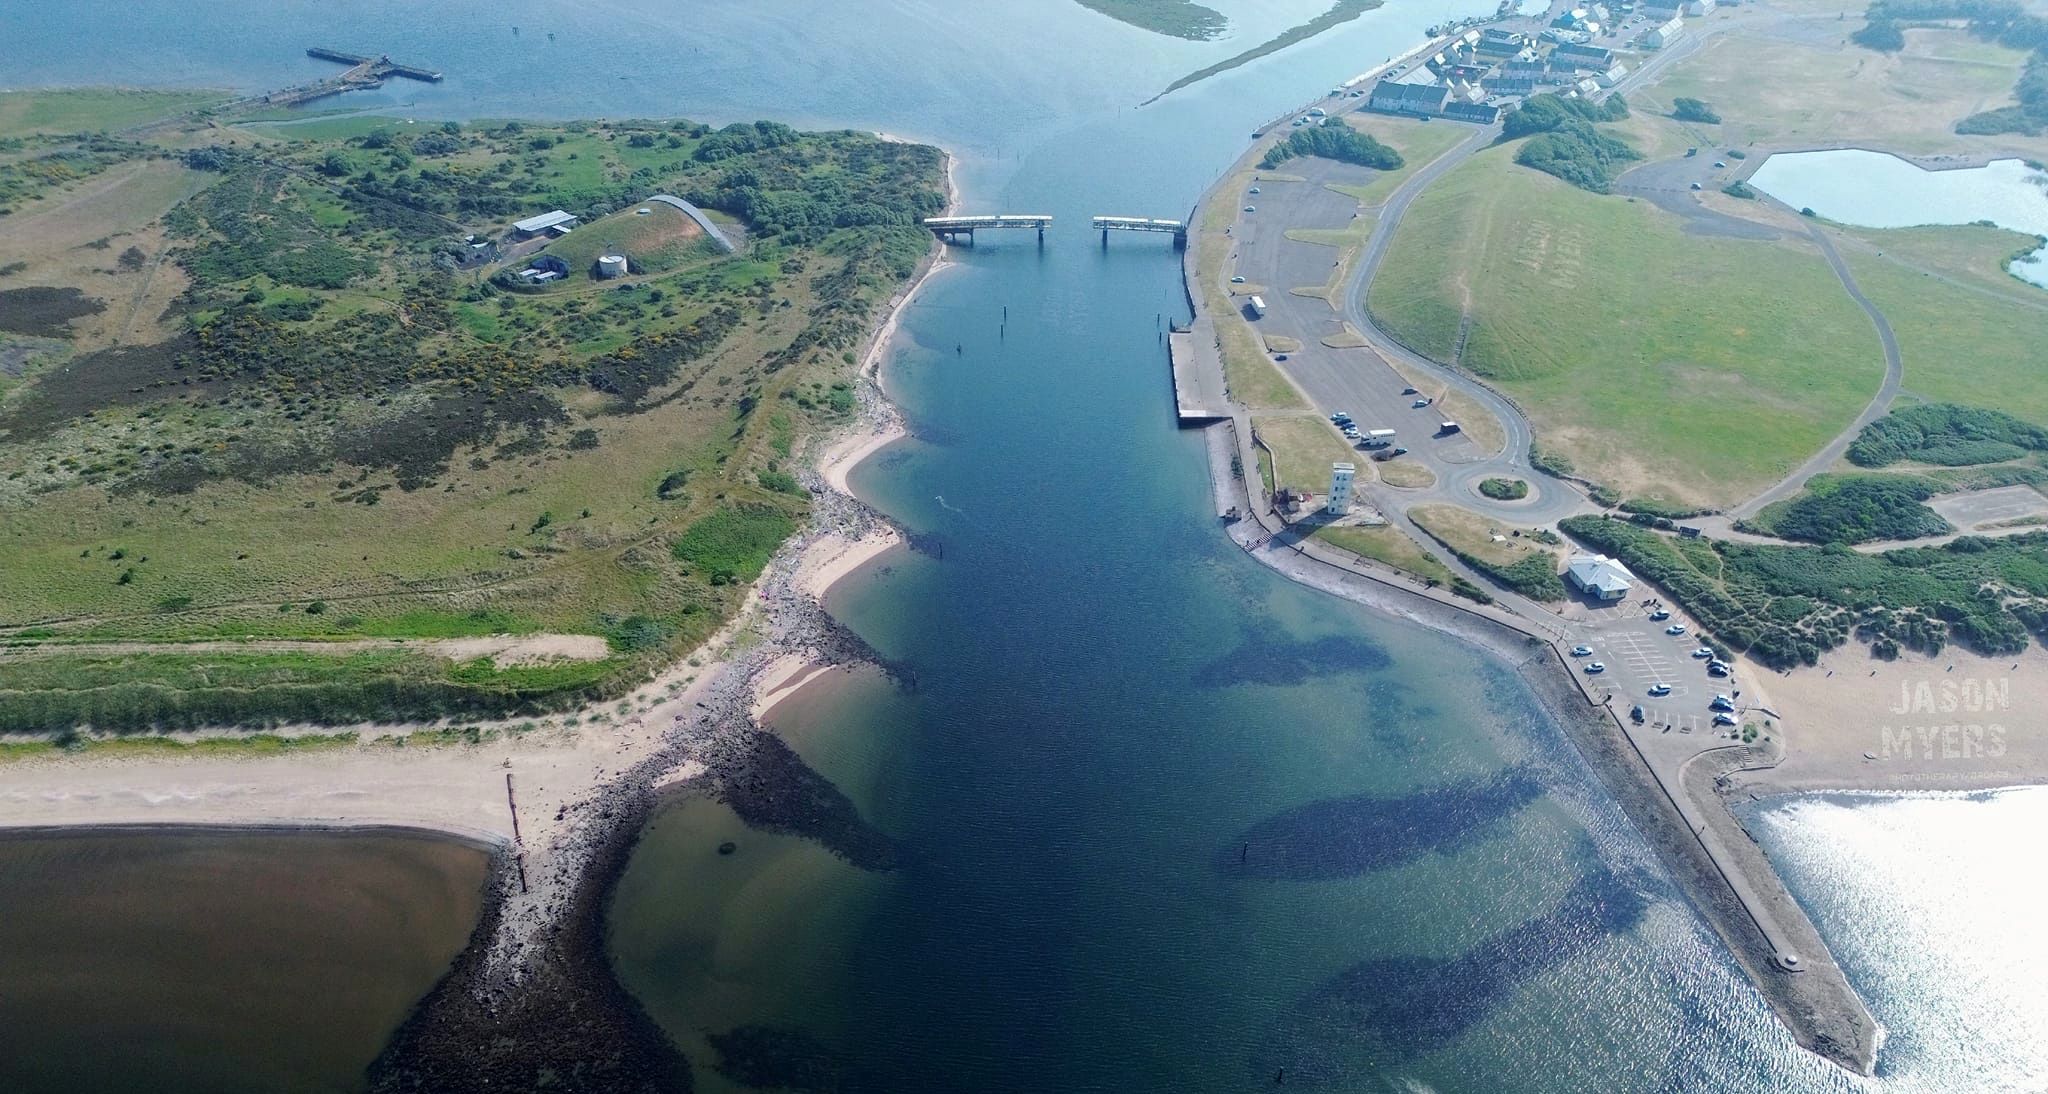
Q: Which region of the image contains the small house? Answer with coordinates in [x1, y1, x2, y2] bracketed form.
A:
[1369, 78, 1451, 117]
[1566, 555, 1635, 600]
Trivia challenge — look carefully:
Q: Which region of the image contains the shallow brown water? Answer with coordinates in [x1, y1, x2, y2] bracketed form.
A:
[0, 827, 489, 1094]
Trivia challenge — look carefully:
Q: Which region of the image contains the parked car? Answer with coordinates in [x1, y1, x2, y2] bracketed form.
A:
[1411, 398, 1431, 409]
[1691, 647, 1714, 659]
[1649, 609, 1670, 621]
[1390, 447, 1408, 457]
[1665, 623, 1687, 636]
[1649, 683, 1672, 697]
[1689, 182, 1702, 190]
[1230, 275, 1247, 284]
[1710, 695, 1734, 712]
[1707, 661, 1731, 677]
[1713, 712, 1739, 727]
[1712, 160, 1726, 168]
[1584, 661, 1606, 674]
[1249, 186, 1261, 194]
[1571, 645, 1594, 657]
[1630, 704, 1646, 723]
[1401, 387, 1418, 395]
[1244, 205, 1257, 212]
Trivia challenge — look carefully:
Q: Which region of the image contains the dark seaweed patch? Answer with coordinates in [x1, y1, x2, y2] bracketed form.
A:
[0, 286, 105, 337]
[708, 1025, 851, 1092]
[1255, 867, 1652, 1082]
[1193, 629, 1392, 688]
[713, 728, 898, 871]
[1221, 769, 1545, 880]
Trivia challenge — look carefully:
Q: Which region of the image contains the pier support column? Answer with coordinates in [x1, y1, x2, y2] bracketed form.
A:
[1102, 228, 1109, 248]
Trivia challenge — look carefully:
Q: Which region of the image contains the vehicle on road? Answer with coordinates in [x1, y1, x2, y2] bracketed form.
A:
[1691, 646, 1713, 659]
[1230, 275, 1246, 284]
[1649, 683, 1672, 697]
[1584, 661, 1606, 674]
[1665, 624, 1687, 636]
[1572, 645, 1593, 657]
[1649, 609, 1670, 621]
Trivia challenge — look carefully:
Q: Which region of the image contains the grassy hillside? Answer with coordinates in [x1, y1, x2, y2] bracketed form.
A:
[0, 95, 945, 732]
[1367, 146, 1881, 508]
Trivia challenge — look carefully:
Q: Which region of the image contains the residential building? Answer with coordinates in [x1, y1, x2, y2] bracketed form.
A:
[1444, 101, 1503, 124]
[1369, 78, 1451, 117]
[1645, 15, 1685, 47]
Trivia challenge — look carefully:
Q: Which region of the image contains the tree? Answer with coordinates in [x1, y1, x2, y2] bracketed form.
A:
[317, 150, 353, 178]
[1672, 97, 1721, 123]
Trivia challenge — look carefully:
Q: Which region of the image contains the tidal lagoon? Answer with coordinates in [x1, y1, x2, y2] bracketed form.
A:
[6, 1, 2046, 1090]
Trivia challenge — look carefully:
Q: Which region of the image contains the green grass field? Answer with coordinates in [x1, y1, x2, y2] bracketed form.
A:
[1325, 114, 1472, 206]
[0, 88, 226, 137]
[1312, 523, 1455, 585]
[1845, 245, 2048, 424]
[1253, 415, 1357, 495]
[1367, 145, 1883, 508]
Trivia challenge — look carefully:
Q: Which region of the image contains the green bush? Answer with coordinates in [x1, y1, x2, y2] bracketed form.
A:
[1261, 119, 1405, 171]
[1561, 514, 2048, 668]
[1672, 97, 1722, 123]
[1852, 19, 1906, 51]
[1479, 477, 1530, 500]
[1846, 403, 2048, 467]
[1741, 474, 1951, 544]
[1513, 120, 1641, 193]
[1722, 181, 1758, 200]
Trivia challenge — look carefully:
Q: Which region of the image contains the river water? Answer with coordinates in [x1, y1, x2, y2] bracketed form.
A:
[5, 1, 2040, 1090]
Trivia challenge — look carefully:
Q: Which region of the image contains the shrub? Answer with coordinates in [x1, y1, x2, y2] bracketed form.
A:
[1672, 97, 1721, 123]
[1846, 403, 2048, 467]
[1514, 120, 1641, 193]
[1261, 120, 1405, 171]
[1742, 474, 1950, 545]
[1722, 181, 1758, 199]
[1479, 477, 1530, 500]
[1852, 19, 1906, 50]
[672, 505, 798, 585]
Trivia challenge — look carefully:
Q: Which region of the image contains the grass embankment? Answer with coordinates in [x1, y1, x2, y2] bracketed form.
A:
[0, 94, 946, 732]
[1325, 115, 1472, 207]
[1564, 514, 2048, 667]
[536, 202, 718, 283]
[1312, 524, 1456, 586]
[1253, 416, 1359, 495]
[1367, 145, 1880, 509]
[1200, 172, 1306, 410]
[1378, 459, 1436, 489]
[1410, 504, 1565, 601]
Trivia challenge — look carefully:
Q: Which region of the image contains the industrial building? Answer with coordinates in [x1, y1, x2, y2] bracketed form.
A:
[511, 210, 579, 239]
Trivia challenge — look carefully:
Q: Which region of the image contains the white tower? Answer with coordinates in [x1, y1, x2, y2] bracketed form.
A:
[1328, 462, 1355, 515]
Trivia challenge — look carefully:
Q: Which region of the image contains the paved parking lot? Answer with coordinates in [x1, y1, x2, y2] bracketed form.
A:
[1565, 597, 1753, 740]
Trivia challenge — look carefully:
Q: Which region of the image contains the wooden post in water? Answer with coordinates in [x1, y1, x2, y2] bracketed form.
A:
[505, 771, 529, 894]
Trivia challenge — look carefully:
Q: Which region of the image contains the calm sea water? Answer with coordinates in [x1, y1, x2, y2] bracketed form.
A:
[7, 1, 2043, 1090]
[1749, 149, 2048, 288]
